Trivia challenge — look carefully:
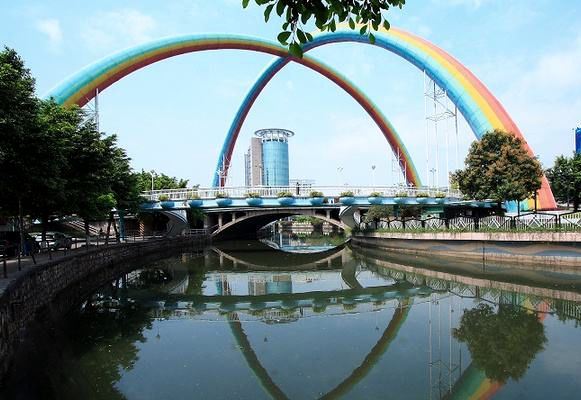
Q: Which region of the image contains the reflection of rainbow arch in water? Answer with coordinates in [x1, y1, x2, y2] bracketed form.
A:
[228, 299, 411, 400]
[45, 29, 556, 209]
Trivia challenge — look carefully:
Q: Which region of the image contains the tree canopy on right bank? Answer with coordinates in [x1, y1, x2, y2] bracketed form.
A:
[451, 130, 543, 204]
[546, 153, 581, 210]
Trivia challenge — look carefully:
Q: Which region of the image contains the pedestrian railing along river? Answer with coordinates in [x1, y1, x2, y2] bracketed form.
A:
[358, 211, 581, 232]
[1, 229, 209, 279]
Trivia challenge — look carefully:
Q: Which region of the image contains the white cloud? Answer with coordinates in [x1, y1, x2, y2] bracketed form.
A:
[518, 36, 581, 91]
[433, 0, 492, 8]
[81, 9, 157, 52]
[36, 18, 62, 50]
[500, 32, 581, 163]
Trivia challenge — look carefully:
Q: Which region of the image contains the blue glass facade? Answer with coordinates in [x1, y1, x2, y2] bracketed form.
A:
[262, 139, 289, 186]
[576, 127, 581, 155]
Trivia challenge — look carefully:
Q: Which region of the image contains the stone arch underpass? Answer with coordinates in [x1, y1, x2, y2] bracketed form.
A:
[206, 208, 347, 240]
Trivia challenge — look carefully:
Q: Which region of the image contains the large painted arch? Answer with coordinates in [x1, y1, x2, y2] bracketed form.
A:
[215, 28, 555, 209]
[45, 30, 556, 209]
[45, 34, 421, 187]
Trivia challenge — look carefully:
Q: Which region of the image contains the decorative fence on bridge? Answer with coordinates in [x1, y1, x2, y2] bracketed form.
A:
[142, 186, 462, 201]
[358, 211, 581, 232]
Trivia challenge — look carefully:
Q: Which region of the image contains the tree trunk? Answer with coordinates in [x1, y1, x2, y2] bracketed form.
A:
[18, 198, 24, 257]
[41, 211, 49, 249]
[112, 214, 120, 243]
[105, 212, 113, 245]
[84, 219, 90, 248]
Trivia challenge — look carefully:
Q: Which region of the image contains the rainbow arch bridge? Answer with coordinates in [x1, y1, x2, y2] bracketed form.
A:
[46, 28, 556, 211]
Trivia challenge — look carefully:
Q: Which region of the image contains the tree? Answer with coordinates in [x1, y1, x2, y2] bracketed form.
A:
[242, 0, 406, 57]
[0, 47, 41, 217]
[451, 130, 543, 205]
[0, 48, 63, 252]
[135, 169, 189, 192]
[364, 205, 394, 222]
[453, 303, 546, 383]
[546, 154, 581, 210]
[31, 100, 85, 238]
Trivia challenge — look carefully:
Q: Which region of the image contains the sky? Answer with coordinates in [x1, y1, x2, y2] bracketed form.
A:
[1, 0, 580, 188]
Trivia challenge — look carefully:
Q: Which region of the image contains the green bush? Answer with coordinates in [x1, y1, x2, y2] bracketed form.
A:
[277, 191, 294, 198]
[340, 191, 354, 197]
[416, 192, 429, 197]
[158, 194, 170, 201]
[187, 193, 200, 200]
[245, 192, 261, 198]
[216, 192, 229, 198]
[435, 192, 446, 198]
[364, 205, 394, 222]
[369, 191, 383, 197]
[310, 191, 324, 197]
[395, 191, 408, 197]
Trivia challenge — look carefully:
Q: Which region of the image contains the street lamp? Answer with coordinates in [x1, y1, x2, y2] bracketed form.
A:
[429, 168, 436, 188]
[150, 170, 156, 192]
[337, 167, 344, 186]
[371, 165, 376, 188]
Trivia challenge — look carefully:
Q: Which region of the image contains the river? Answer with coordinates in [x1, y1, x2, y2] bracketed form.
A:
[2, 238, 581, 399]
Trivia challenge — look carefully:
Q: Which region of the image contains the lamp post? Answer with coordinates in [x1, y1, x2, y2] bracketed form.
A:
[429, 168, 436, 189]
[337, 167, 344, 186]
[150, 170, 156, 192]
[371, 165, 376, 188]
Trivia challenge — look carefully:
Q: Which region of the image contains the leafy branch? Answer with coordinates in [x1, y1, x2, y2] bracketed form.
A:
[242, 0, 406, 57]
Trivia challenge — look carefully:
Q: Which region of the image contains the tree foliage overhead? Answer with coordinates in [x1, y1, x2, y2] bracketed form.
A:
[451, 130, 543, 203]
[453, 303, 546, 383]
[243, 0, 406, 57]
[546, 153, 581, 210]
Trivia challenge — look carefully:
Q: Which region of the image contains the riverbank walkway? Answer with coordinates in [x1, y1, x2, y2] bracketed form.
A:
[0, 231, 207, 296]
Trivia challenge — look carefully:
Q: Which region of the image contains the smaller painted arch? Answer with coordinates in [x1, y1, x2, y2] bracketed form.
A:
[215, 28, 555, 209]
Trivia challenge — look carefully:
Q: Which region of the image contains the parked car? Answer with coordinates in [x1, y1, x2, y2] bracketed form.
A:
[34, 232, 73, 250]
[0, 231, 40, 257]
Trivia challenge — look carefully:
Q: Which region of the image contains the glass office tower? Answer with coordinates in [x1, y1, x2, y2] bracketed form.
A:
[255, 128, 294, 186]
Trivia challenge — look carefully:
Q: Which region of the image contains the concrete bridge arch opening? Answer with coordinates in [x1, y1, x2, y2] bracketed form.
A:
[207, 208, 347, 240]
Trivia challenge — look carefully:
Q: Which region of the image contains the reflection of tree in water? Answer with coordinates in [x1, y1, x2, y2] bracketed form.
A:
[59, 291, 153, 400]
[453, 304, 547, 383]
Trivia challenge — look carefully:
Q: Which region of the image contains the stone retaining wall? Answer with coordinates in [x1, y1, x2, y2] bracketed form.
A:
[0, 236, 208, 384]
[353, 232, 581, 268]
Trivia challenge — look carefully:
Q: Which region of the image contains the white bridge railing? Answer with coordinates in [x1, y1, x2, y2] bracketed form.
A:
[142, 186, 462, 201]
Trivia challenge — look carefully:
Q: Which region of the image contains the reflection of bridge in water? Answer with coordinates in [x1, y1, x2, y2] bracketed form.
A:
[132, 246, 581, 399]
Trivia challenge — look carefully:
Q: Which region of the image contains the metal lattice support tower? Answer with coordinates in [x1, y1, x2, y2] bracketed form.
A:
[82, 88, 100, 131]
[424, 73, 459, 189]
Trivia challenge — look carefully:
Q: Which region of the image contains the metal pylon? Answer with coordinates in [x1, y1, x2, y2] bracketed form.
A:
[82, 88, 100, 131]
[428, 293, 462, 400]
[423, 73, 459, 189]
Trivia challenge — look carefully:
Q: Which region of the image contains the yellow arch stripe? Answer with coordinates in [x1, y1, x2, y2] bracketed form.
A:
[387, 28, 506, 130]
